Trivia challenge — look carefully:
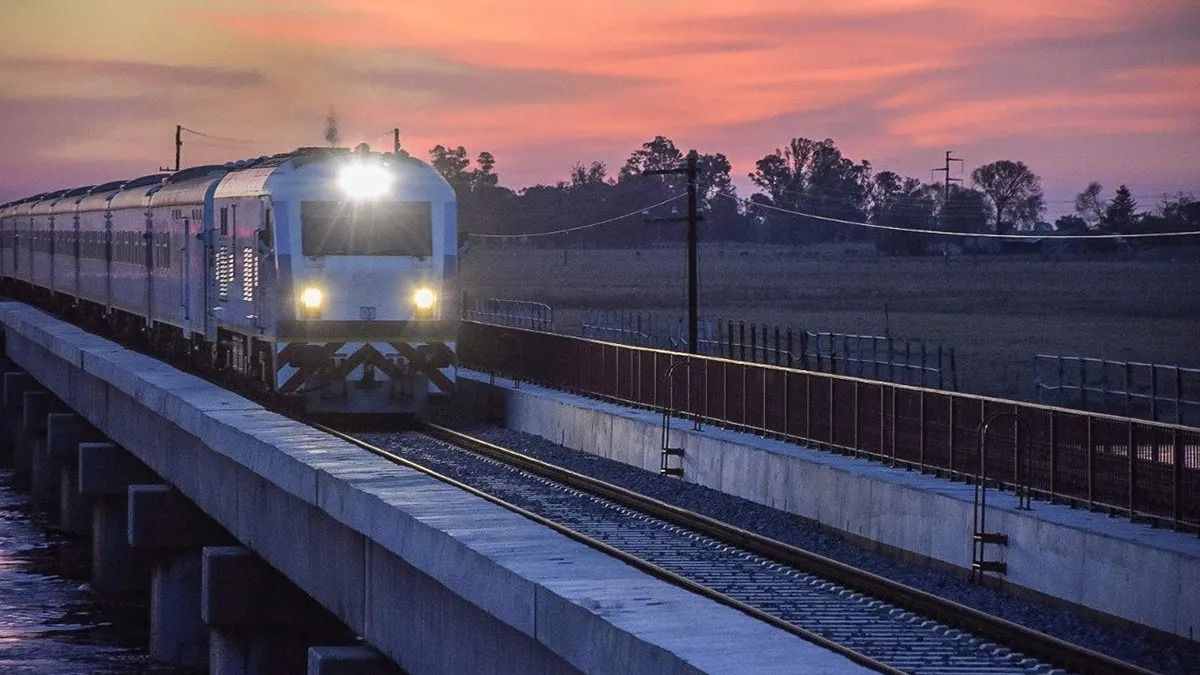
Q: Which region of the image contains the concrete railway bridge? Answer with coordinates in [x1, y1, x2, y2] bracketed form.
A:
[0, 300, 1197, 674]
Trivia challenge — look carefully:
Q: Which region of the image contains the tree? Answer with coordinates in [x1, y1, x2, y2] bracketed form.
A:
[1104, 185, 1138, 232]
[971, 160, 1044, 233]
[695, 152, 736, 207]
[748, 138, 871, 243]
[1054, 214, 1088, 233]
[938, 184, 991, 233]
[429, 145, 471, 193]
[1074, 182, 1105, 228]
[619, 136, 684, 183]
[1160, 194, 1200, 231]
[471, 151, 499, 192]
[569, 161, 608, 188]
[869, 171, 936, 254]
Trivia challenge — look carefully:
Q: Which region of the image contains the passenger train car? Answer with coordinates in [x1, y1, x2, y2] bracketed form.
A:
[0, 146, 458, 413]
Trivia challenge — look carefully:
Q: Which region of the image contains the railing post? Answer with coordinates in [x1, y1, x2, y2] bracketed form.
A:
[920, 342, 928, 387]
[1049, 410, 1057, 501]
[1150, 365, 1159, 421]
[948, 397, 956, 479]
[827, 376, 835, 447]
[804, 374, 812, 440]
[761, 362, 767, 434]
[950, 347, 959, 391]
[852, 380, 860, 456]
[1127, 421, 1136, 519]
[1176, 366, 1183, 425]
[938, 345, 945, 390]
[1086, 415, 1095, 510]
[1172, 428, 1183, 530]
[1101, 359, 1111, 411]
[1080, 357, 1088, 411]
[652, 351, 658, 409]
[783, 370, 790, 438]
[918, 390, 926, 470]
[1125, 361, 1133, 416]
[872, 338, 880, 380]
[883, 386, 891, 466]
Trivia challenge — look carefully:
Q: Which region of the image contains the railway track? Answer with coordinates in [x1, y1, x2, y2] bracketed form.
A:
[315, 421, 1153, 675]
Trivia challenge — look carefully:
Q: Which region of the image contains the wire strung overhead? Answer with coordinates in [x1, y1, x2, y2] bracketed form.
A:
[179, 126, 267, 146]
[465, 193, 687, 239]
[722, 193, 1200, 240]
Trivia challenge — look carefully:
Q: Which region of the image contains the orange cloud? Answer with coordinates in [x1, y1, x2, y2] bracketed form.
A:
[1, 0, 1198, 205]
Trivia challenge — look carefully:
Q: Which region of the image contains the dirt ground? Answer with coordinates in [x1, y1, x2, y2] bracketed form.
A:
[458, 243, 1200, 401]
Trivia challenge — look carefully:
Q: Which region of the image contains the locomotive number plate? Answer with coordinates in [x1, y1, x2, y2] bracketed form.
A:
[360, 306, 377, 320]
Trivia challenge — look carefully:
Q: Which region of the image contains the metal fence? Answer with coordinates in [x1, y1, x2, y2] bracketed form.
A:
[462, 297, 554, 331]
[582, 310, 957, 390]
[460, 321, 1200, 533]
[1035, 355, 1200, 427]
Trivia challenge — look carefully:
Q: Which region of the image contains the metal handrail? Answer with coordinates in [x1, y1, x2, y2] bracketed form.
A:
[459, 321, 1200, 533]
[471, 321, 1200, 433]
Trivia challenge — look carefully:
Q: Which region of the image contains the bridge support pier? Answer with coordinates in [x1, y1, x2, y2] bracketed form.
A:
[26, 391, 68, 503]
[14, 388, 54, 485]
[129, 484, 232, 670]
[203, 546, 355, 675]
[78, 442, 156, 598]
[307, 645, 402, 675]
[46, 413, 101, 535]
[0, 370, 37, 464]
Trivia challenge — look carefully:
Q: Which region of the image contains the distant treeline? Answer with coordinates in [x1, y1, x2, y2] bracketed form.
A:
[423, 136, 1199, 253]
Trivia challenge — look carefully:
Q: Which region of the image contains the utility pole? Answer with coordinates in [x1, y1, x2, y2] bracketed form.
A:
[159, 124, 182, 172]
[931, 150, 963, 206]
[393, 128, 401, 154]
[644, 150, 701, 353]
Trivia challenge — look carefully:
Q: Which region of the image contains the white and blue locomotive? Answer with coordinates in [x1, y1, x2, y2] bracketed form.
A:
[0, 146, 458, 413]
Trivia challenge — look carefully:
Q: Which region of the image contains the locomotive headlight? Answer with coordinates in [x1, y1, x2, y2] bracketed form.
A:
[300, 287, 323, 309]
[413, 287, 436, 310]
[338, 163, 392, 199]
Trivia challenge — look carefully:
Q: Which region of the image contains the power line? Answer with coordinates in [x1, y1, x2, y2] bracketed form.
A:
[179, 126, 266, 146]
[465, 193, 686, 239]
[725, 194, 1200, 240]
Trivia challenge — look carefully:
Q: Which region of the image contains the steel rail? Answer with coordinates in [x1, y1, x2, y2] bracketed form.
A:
[312, 422, 900, 674]
[410, 422, 1152, 675]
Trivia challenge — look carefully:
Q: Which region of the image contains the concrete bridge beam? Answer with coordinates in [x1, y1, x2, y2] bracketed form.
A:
[307, 645, 403, 675]
[78, 442, 156, 598]
[128, 484, 234, 670]
[46, 412, 102, 534]
[203, 546, 354, 675]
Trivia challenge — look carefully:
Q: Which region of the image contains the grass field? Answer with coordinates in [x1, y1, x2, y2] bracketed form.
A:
[459, 243, 1200, 401]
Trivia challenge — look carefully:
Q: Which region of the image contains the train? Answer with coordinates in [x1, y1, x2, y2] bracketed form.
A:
[0, 145, 458, 414]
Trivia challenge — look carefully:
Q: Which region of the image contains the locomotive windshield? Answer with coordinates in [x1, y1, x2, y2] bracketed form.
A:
[301, 201, 433, 257]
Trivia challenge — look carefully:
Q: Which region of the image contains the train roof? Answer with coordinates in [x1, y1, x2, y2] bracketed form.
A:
[214, 145, 443, 199]
[6, 145, 444, 213]
[29, 190, 72, 215]
[108, 173, 171, 210]
[63, 185, 96, 198]
[154, 165, 229, 208]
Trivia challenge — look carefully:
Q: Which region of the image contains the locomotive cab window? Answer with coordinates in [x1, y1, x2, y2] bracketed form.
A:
[300, 201, 432, 257]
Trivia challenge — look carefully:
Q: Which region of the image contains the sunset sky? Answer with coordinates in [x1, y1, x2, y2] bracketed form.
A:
[1, 1, 1198, 216]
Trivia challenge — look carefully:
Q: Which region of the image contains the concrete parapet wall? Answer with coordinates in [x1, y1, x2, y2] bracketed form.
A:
[0, 302, 866, 674]
[458, 371, 1200, 642]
